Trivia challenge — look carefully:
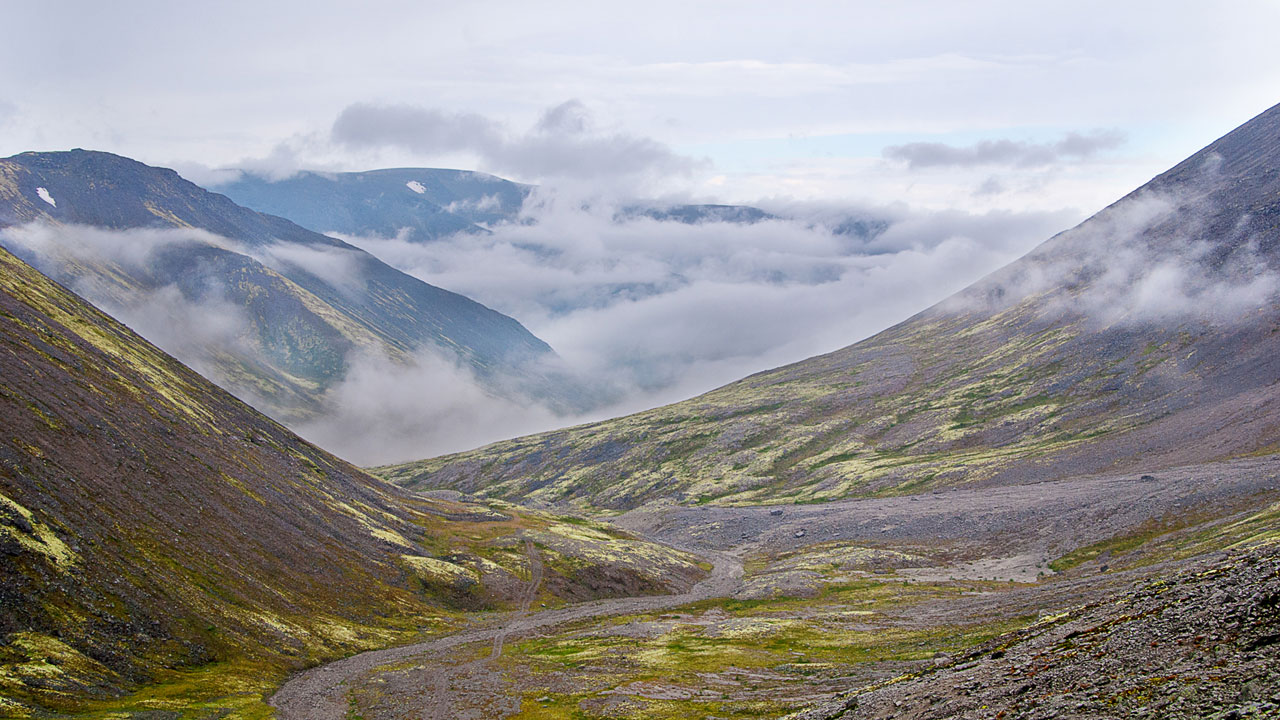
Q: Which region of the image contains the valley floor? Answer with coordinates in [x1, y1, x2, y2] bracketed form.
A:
[267, 456, 1280, 720]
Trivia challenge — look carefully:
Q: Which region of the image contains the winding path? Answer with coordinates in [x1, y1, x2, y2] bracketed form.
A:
[268, 546, 743, 720]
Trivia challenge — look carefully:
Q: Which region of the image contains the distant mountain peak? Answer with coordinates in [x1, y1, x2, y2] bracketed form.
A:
[211, 166, 532, 241]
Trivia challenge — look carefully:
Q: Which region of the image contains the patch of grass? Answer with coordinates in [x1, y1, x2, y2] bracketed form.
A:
[501, 585, 1037, 720]
[53, 660, 281, 719]
[1049, 492, 1280, 572]
[1049, 522, 1172, 572]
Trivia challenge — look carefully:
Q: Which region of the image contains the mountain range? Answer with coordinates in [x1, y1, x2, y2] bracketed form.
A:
[0, 151, 581, 426]
[213, 168, 883, 241]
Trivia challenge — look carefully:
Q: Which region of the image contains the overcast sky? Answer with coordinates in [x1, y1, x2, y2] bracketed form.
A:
[3, 1, 1279, 212]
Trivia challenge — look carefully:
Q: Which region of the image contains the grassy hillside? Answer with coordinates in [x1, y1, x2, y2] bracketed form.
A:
[0, 246, 702, 717]
[380, 103, 1280, 510]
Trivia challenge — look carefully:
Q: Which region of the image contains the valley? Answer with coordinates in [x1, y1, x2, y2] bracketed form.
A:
[2, 55, 1279, 720]
[271, 456, 1279, 719]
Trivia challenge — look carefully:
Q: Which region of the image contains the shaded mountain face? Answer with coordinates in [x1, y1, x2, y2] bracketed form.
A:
[0, 151, 571, 427]
[212, 167, 531, 241]
[0, 246, 704, 714]
[381, 102, 1280, 510]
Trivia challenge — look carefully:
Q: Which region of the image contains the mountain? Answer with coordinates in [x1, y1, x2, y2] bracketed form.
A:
[0, 151, 574, 424]
[215, 171, 887, 243]
[211, 167, 531, 241]
[381, 103, 1280, 511]
[0, 245, 704, 716]
[615, 204, 890, 243]
[616, 203, 779, 225]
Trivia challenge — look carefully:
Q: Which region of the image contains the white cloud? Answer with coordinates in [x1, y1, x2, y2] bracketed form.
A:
[884, 129, 1125, 169]
[331, 100, 703, 191]
[943, 180, 1280, 325]
[339, 192, 1078, 418]
[294, 349, 564, 466]
[248, 241, 367, 295]
[3, 1, 1278, 213]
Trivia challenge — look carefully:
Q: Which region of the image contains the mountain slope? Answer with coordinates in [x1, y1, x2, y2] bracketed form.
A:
[0, 245, 704, 716]
[212, 167, 530, 241]
[0, 241, 459, 714]
[0, 150, 571, 424]
[381, 103, 1280, 510]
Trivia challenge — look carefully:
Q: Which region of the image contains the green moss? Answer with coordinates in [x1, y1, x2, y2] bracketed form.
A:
[1048, 494, 1280, 572]
[496, 576, 1036, 720]
[54, 660, 282, 719]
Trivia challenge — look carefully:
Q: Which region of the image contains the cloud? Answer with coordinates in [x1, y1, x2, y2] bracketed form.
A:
[9, 173, 1272, 469]
[337, 193, 1076, 418]
[0, 222, 260, 385]
[332, 105, 498, 155]
[331, 100, 703, 186]
[0, 221, 561, 463]
[293, 350, 564, 466]
[884, 129, 1126, 169]
[973, 176, 1005, 196]
[944, 178, 1280, 325]
[0, 221, 236, 273]
[172, 134, 343, 187]
[444, 194, 503, 214]
[249, 241, 366, 295]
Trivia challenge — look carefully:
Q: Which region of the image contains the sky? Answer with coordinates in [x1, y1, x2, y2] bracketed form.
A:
[4, 1, 1280, 460]
[3, 1, 1279, 212]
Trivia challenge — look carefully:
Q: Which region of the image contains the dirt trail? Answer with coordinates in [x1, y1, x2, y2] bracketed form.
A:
[418, 538, 545, 718]
[268, 544, 743, 720]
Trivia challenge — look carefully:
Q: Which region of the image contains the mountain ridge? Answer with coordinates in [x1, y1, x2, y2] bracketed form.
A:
[0, 150, 581, 427]
[212, 166, 532, 241]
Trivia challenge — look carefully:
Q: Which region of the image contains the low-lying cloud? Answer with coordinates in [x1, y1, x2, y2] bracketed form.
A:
[337, 194, 1078, 413]
[884, 129, 1125, 169]
[0, 221, 561, 464]
[0, 222, 263, 386]
[293, 350, 564, 466]
[944, 177, 1280, 324]
[332, 100, 701, 186]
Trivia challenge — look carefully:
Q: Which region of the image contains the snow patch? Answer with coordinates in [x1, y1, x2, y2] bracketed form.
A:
[405, 180, 426, 195]
[35, 187, 56, 208]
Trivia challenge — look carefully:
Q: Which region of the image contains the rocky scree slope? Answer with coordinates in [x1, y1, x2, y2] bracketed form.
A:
[0, 150, 578, 423]
[788, 540, 1280, 720]
[382, 102, 1280, 511]
[0, 246, 703, 717]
